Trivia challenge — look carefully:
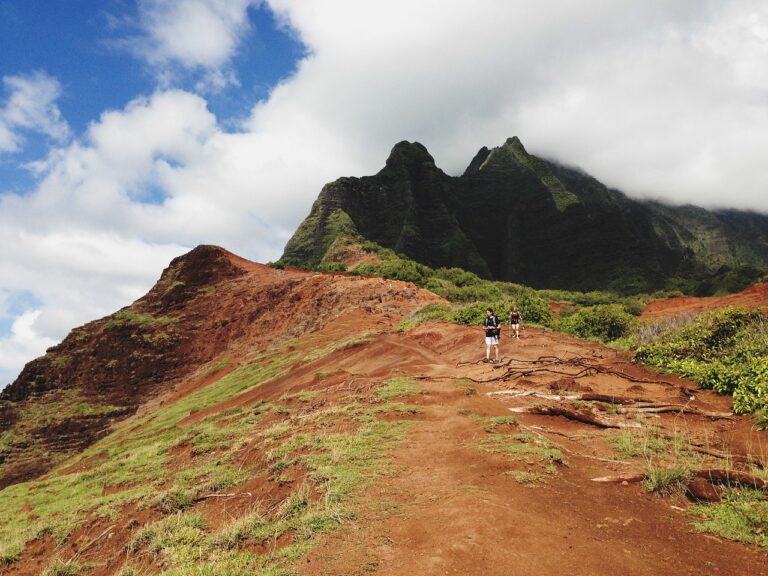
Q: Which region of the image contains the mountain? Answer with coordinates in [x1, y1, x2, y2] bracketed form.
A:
[0, 245, 438, 489]
[281, 137, 768, 292]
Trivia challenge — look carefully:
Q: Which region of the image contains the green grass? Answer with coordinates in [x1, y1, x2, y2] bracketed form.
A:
[41, 558, 81, 576]
[473, 414, 518, 433]
[119, 396, 414, 575]
[0, 329, 418, 573]
[643, 465, 691, 496]
[376, 377, 421, 401]
[479, 434, 566, 466]
[608, 428, 668, 460]
[105, 309, 179, 329]
[0, 337, 319, 561]
[505, 470, 548, 487]
[690, 489, 768, 549]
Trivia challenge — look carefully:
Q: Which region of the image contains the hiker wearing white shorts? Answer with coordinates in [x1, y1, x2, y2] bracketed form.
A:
[483, 308, 500, 363]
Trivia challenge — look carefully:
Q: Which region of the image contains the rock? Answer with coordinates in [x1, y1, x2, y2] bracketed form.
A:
[687, 478, 722, 502]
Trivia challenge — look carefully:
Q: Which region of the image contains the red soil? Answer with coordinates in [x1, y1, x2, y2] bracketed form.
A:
[642, 282, 768, 319]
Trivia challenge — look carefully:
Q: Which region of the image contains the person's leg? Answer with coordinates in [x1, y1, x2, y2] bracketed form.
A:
[494, 343, 499, 362]
[485, 339, 490, 360]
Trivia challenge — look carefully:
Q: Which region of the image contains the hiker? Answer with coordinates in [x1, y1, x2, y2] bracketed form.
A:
[483, 308, 501, 363]
[509, 306, 522, 339]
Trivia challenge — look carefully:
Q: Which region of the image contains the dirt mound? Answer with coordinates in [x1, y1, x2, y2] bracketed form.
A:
[0, 246, 438, 488]
[642, 282, 768, 319]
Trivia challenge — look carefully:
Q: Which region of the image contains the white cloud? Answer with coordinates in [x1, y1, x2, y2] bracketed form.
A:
[126, 0, 262, 88]
[0, 71, 70, 153]
[4, 0, 768, 385]
[0, 310, 57, 386]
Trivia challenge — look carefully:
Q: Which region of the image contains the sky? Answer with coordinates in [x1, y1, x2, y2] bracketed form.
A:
[1, 0, 767, 386]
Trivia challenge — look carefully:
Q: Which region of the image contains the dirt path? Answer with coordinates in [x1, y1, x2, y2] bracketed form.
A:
[301, 324, 768, 576]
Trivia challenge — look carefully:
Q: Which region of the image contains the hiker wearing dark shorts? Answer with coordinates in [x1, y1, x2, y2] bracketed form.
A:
[483, 308, 500, 363]
[509, 307, 522, 339]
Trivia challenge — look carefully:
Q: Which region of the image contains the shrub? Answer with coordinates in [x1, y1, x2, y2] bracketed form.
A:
[513, 293, 553, 325]
[559, 304, 636, 342]
[433, 267, 482, 287]
[316, 261, 347, 273]
[644, 465, 691, 496]
[398, 302, 454, 331]
[635, 308, 768, 418]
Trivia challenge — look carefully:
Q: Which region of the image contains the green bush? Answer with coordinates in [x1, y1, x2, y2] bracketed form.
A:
[635, 308, 768, 418]
[316, 261, 347, 273]
[433, 267, 482, 287]
[559, 304, 636, 342]
[513, 293, 553, 325]
[398, 303, 454, 331]
[451, 301, 508, 325]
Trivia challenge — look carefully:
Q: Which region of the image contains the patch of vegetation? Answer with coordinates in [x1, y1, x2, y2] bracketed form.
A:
[105, 309, 179, 329]
[559, 304, 637, 342]
[376, 377, 421, 401]
[690, 489, 768, 550]
[475, 415, 518, 433]
[50, 355, 70, 368]
[505, 470, 548, 486]
[41, 558, 81, 576]
[281, 390, 321, 403]
[608, 428, 668, 460]
[398, 302, 454, 331]
[122, 395, 414, 575]
[204, 358, 232, 375]
[635, 307, 768, 420]
[643, 465, 691, 496]
[479, 434, 566, 466]
[316, 261, 347, 273]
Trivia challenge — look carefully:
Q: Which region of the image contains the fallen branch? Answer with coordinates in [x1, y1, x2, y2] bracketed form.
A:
[488, 390, 732, 420]
[508, 405, 641, 429]
[193, 491, 254, 502]
[619, 405, 732, 419]
[590, 469, 768, 492]
[591, 473, 645, 483]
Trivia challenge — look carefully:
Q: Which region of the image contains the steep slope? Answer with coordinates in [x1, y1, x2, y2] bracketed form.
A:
[282, 137, 768, 292]
[0, 245, 439, 489]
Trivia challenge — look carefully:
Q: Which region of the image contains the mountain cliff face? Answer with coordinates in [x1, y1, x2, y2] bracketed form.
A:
[282, 137, 768, 292]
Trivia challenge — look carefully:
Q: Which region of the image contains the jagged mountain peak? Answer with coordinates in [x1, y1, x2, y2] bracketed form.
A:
[282, 137, 768, 292]
[383, 140, 437, 173]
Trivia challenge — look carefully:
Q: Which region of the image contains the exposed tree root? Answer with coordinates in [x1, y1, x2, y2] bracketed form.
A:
[591, 473, 645, 483]
[591, 469, 768, 494]
[508, 405, 641, 429]
[692, 469, 767, 490]
[489, 390, 732, 420]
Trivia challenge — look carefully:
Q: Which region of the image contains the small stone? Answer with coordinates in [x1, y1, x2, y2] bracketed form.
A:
[621, 480, 629, 486]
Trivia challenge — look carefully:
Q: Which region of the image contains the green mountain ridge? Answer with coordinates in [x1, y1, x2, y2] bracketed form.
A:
[281, 137, 768, 293]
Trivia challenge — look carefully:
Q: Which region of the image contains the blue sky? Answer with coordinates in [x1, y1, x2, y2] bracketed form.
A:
[1, 0, 768, 387]
[0, 0, 303, 194]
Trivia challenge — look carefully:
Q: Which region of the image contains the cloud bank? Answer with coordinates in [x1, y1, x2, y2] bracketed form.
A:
[2, 0, 768, 385]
